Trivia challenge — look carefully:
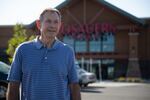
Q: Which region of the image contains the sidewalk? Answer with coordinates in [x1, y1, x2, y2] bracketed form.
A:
[88, 81, 147, 87]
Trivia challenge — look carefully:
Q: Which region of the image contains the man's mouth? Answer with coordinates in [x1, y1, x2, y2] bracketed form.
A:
[48, 29, 56, 32]
[48, 30, 56, 32]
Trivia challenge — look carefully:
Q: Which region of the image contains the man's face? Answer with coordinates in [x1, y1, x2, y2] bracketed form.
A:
[40, 12, 61, 38]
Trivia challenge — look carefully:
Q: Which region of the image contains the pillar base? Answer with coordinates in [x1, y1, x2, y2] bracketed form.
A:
[126, 58, 141, 78]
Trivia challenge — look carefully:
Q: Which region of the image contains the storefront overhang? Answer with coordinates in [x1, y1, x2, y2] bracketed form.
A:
[76, 52, 128, 59]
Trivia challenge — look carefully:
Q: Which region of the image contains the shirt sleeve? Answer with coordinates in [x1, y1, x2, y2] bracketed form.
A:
[68, 48, 79, 84]
[7, 45, 22, 82]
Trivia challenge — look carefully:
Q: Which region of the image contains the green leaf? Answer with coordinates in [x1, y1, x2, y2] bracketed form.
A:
[6, 23, 36, 63]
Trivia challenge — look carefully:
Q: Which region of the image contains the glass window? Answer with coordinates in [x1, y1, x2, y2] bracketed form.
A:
[102, 33, 115, 52]
[75, 40, 87, 53]
[89, 40, 101, 52]
[63, 36, 74, 49]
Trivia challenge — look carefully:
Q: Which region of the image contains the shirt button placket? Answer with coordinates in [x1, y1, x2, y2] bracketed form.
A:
[44, 49, 48, 62]
[44, 57, 47, 60]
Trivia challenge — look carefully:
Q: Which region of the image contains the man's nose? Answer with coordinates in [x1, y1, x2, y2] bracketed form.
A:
[49, 23, 56, 28]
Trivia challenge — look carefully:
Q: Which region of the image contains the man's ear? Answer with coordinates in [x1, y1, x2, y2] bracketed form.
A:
[36, 20, 40, 30]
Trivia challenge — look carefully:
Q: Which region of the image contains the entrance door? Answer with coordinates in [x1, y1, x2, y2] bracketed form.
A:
[101, 61, 115, 80]
[78, 59, 114, 80]
[92, 64, 100, 80]
[101, 64, 108, 80]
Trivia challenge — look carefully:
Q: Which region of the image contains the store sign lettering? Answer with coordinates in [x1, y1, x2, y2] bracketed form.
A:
[60, 23, 116, 35]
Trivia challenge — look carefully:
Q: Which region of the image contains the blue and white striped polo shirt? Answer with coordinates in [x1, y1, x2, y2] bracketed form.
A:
[7, 37, 79, 100]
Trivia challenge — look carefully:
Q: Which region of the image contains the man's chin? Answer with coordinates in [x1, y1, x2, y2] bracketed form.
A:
[46, 34, 56, 38]
[48, 31, 57, 34]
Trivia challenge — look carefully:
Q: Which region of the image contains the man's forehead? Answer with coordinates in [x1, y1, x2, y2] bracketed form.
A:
[44, 11, 59, 17]
[43, 12, 60, 20]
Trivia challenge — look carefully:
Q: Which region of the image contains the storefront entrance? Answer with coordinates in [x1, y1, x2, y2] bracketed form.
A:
[78, 59, 115, 80]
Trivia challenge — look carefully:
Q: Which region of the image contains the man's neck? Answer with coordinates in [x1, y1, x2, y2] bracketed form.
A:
[39, 36, 56, 48]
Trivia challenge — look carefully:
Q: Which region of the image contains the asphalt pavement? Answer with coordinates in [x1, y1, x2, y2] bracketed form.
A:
[81, 81, 150, 100]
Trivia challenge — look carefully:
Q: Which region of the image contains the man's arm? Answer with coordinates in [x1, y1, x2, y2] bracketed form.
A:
[70, 83, 81, 100]
[6, 81, 20, 100]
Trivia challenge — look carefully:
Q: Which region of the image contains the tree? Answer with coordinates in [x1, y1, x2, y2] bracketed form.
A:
[6, 24, 35, 63]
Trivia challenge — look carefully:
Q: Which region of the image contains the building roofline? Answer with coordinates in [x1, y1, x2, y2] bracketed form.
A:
[0, 25, 14, 27]
[98, 0, 145, 26]
[27, 0, 148, 29]
[55, 0, 71, 9]
[55, 0, 146, 26]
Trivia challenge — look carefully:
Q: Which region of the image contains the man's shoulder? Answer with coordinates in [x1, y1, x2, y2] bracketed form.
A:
[17, 40, 35, 50]
[58, 40, 73, 52]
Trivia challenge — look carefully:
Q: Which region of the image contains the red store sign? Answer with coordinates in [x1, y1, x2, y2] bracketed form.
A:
[60, 23, 116, 35]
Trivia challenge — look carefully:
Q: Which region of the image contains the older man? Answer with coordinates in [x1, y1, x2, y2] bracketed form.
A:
[7, 8, 81, 100]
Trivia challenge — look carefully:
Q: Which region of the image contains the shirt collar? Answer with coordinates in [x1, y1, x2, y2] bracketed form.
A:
[34, 37, 60, 50]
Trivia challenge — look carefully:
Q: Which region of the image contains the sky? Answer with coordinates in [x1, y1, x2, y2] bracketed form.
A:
[0, 0, 150, 25]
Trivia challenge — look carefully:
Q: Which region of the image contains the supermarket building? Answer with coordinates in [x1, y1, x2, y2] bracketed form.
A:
[0, 0, 150, 80]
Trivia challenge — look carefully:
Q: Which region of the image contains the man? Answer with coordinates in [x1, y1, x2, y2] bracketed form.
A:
[7, 8, 81, 100]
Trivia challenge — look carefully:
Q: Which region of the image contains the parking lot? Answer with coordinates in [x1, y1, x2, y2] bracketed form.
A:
[1, 60, 150, 100]
[81, 81, 150, 100]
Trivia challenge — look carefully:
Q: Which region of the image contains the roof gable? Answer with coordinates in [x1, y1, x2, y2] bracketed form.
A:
[56, 0, 145, 26]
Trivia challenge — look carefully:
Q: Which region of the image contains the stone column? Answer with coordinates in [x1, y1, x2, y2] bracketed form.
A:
[127, 32, 141, 78]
